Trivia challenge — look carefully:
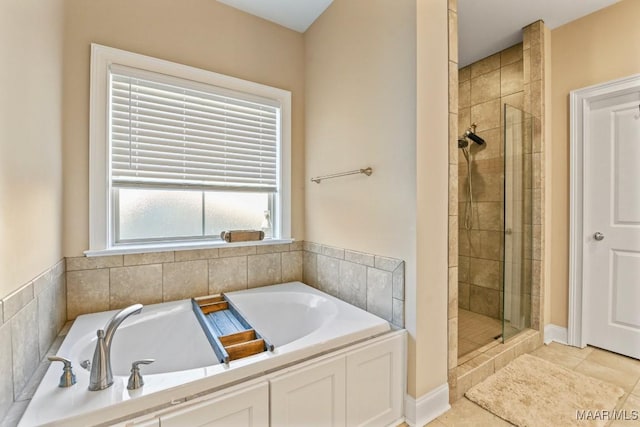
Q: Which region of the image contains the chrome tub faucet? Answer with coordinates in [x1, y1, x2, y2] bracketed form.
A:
[89, 304, 143, 391]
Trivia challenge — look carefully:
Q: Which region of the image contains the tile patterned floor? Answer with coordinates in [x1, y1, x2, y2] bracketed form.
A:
[428, 342, 640, 426]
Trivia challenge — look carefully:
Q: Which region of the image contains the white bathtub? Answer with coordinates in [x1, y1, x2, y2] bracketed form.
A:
[19, 282, 390, 426]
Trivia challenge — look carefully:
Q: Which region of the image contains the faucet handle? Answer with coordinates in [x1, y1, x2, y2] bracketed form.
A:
[48, 356, 76, 387]
[132, 359, 155, 369]
[127, 359, 155, 390]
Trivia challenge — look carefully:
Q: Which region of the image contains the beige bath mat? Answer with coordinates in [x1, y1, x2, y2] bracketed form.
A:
[465, 354, 625, 427]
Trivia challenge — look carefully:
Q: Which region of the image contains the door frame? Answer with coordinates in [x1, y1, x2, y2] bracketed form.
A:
[568, 73, 640, 348]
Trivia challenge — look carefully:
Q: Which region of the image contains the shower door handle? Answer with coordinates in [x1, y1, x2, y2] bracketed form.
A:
[593, 232, 605, 241]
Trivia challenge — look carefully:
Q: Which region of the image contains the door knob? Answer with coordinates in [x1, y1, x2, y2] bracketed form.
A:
[594, 232, 605, 241]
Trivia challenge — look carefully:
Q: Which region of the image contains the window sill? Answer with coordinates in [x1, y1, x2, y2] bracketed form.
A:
[84, 238, 295, 257]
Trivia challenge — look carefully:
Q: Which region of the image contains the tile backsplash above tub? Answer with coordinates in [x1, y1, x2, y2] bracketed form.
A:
[0, 260, 66, 421]
[303, 241, 404, 328]
[66, 242, 304, 319]
[66, 240, 405, 328]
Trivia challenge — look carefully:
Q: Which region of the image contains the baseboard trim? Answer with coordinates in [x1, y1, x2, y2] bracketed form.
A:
[544, 324, 568, 345]
[404, 383, 450, 427]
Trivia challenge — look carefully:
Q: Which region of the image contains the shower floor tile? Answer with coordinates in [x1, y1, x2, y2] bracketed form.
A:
[458, 309, 502, 360]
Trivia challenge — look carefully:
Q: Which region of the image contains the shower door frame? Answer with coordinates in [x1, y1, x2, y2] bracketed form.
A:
[503, 104, 535, 340]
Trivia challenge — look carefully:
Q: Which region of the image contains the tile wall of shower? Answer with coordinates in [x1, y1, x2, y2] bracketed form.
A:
[457, 44, 523, 322]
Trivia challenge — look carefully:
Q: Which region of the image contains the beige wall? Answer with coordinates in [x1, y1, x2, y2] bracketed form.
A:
[305, 0, 418, 391]
[416, 0, 450, 397]
[0, 0, 64, 298]
[305, 0, 449, 397]
[549, 0, 640, 327]
[304, 0, 417, 262]
[62, 0, 305, 256]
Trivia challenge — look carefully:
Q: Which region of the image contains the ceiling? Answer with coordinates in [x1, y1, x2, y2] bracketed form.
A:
[458, 0, 621, 67]
[218, 0, 621, 66]
[217, 0, 333, 32]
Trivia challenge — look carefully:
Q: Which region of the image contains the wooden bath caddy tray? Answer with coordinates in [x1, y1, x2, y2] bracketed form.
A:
[192, 294, 274, 364]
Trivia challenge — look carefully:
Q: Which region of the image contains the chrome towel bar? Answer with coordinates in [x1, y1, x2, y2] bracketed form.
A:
[311, 167, 373, 184]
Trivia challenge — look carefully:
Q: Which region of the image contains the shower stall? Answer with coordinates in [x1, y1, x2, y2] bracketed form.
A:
[457, 104, 534, 358]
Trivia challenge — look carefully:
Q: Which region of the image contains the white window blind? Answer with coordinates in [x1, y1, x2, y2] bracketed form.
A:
[109, 65, 279, 192]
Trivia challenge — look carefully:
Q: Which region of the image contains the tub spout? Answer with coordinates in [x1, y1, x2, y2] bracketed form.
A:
[88, 304, 143, 391]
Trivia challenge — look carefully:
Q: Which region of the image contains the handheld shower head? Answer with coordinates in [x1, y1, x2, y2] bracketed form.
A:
[465, 130, 485, 145]
[459, 123, 486, 149]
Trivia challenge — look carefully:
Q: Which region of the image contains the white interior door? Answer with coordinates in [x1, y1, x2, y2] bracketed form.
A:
[583, 86, 640, 359]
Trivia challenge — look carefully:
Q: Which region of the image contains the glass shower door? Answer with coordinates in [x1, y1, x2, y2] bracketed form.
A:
[502, 104, 533, 341]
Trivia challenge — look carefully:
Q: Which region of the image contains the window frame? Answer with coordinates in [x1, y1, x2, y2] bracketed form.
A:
[88, 44, 291, 255]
